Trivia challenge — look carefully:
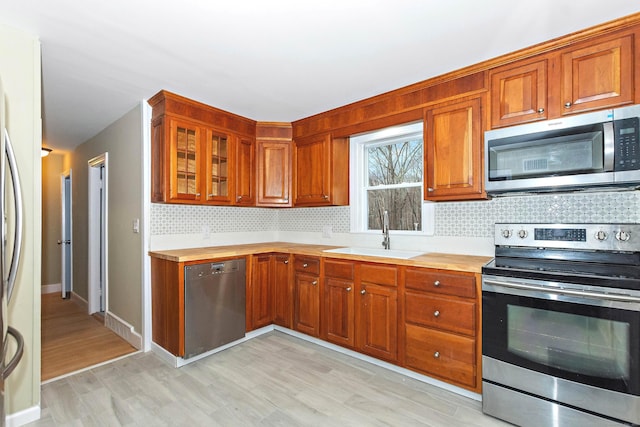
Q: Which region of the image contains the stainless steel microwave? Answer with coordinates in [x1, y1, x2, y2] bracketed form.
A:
[484, 104, 640, 195]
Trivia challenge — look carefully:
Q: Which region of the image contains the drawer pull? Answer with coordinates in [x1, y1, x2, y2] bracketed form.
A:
[346, 287, 352, 292]
[434, 310, 440, 318]
[303, 263, 308, 268]
[361, 289, 366, 295]
[434, 351, 440, 359]
[434, 280, 441, 287]
[312, 280, 318, 286]
[284, 260, 289, 264]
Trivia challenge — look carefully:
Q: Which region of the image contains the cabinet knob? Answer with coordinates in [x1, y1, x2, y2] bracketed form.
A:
[434, 310, 440, 318]
[237, 195, 242, 201]
[303, 263, 308, 268]
[537, 108, 545, 113]
[360, 289, 366, 295]
[346, 287, 352, 292]
[284, 260, 289, 264]
[427, 188, 434, 192]
[312, 280, 318, 286]
[323, 194, 329, 200]
[434, 280, 440, 287]
[196, 193, 201, 197]
[564, 102, 572, 108]
[434, 351, 440, 359]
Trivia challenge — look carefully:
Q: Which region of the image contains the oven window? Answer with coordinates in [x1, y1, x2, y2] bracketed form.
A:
[507, 305, 630, 380]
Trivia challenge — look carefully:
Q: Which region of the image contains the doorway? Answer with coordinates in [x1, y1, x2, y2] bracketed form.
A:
[88, 153, 108, 315]
[60, 170, 72, 298]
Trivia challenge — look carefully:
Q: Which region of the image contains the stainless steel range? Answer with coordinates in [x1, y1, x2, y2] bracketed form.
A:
[482, 223, 640, 427]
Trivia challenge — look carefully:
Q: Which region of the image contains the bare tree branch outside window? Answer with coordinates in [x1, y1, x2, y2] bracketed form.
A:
[366, 137, 422, 231]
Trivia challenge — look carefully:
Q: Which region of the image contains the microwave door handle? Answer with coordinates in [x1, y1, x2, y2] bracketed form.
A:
[603, 121, 615, 171]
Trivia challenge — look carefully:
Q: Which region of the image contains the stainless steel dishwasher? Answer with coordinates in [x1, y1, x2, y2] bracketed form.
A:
[184, 258, 246, 359]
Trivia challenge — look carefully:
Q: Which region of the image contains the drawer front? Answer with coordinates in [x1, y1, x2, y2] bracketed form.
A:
[405, 292, 475, 336]
[294, 256, 320, 274]
[360, 263, 397, 287]
[405, 268, 475, 298]
[404, 324, 476, 388]
[324, 259, 354, 280]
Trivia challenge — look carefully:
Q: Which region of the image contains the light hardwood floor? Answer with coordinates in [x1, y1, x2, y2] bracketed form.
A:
[41, 293, 137, 382]
[29, 331, 510, 426]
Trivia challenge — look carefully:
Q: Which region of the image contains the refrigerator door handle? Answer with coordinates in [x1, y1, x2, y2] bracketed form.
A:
[3, 326, 23, 380]
[4, 129, 22, 302]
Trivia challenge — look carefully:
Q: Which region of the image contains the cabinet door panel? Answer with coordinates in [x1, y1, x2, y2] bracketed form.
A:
[168, 118, 201, 202]
[251, 255, 273, 329]
[490, 60, 547, 128]
[324, 277, 355, 348]
[295, 136, 329, 205]
[357, 283, 397, 362]
[425, 97, 483, 200]
[273, 254, 292, 327]
[294, 273, 320, 336]
[560, 35, 634, 114]
[235, 137, 255, 205]
[204, 129, 232, 204]
[257, 140, 292, 206]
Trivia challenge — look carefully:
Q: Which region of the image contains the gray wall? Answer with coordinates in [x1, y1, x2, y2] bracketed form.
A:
[71, 104, 143, 332]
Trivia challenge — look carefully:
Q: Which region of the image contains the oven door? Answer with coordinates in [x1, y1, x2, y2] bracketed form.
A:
[482, 274, 640, 424]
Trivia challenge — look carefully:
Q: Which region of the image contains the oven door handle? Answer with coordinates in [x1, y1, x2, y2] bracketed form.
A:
[483, 278, 640, 304]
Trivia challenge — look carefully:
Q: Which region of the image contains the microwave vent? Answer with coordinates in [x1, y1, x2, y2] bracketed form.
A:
[523, 158, 548, 171]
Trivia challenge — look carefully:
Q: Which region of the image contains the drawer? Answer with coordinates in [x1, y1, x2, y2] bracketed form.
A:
[405, 268, 475, 298]
[294, 256, 320, 274]
[405, 292, 475, 336]
[360, 263, 397, 287]
[324, 259, 354, 280]
[404, 324, 476, 388]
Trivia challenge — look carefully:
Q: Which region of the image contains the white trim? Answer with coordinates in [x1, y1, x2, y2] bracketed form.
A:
[6, 404, 40, 427]
[41, 283, 61, 294]
[41, 351, 140, 385]
[88, 153, 108, 315]
[70, 291, 88, 311]
[105, 311, 142, 349]
[142, 101, 152, 352]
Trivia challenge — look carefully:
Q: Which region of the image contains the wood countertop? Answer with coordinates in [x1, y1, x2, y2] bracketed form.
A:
[149, 242, 492, 273]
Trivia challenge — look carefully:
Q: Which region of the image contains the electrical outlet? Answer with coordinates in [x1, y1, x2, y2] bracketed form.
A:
[202, 225, 210, 239]
[322, 225, 332, 238]
[132, 218, 140, 233]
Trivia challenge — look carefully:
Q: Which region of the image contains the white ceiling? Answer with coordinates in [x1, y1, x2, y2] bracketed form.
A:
[1, 1, 639, 152]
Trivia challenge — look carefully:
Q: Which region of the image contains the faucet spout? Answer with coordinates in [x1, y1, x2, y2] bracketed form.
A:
[382, 210, 390, 250]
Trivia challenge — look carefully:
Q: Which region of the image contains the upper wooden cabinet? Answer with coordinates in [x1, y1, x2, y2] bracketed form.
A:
[424, 96, 485, 201]
[148, 90, 257, 205]
[294, 134, 349, 207]
[490, 32, 635, 128]
[256, 122, 292, 207]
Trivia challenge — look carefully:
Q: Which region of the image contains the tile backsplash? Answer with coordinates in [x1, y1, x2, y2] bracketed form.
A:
[151, 190, 640, 239]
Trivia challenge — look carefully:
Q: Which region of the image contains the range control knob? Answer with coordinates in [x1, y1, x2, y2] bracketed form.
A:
[517, 229, 528, 239]
[501, 229, 512, 239]
[616, 230, 631, 242]
[595, 230, 608, 241]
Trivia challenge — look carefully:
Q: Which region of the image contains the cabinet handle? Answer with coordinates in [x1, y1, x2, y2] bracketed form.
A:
[537, 108, 545, 113]
[303, 263, 308, 268]
[360, 289, 366, 295]
[207, 194, 214, 197]
[196, 193, 201, 197]
[323, 195, 329, 200]
[434, 351, 440, 359]
[312, 280, 318, 286]
[564, 102, 572, 108]
[284, 260, 289, 264]
[434, 280, 440, 287]
[434, 310, 440, 318]
[427, 188, 434, 192]
[346, 287, 352, 292]
[237, 195, 242, 201]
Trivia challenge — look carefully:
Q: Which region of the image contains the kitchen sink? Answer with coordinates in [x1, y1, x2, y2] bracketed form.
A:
[323, 247, 424, 259]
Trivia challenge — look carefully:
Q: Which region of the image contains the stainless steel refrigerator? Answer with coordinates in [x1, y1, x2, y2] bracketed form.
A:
[0, 76, 25, 427]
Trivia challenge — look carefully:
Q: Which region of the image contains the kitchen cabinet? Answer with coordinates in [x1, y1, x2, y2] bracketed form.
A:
[356, 263, 398, 362]
[322, 259, 355, 348]
[424, 96, 485, 201]
[403, 267, 479, 391]
[293, 255, 321, 336]
[256, 122, 293, 207]
[148, 90, 256, 205]
[273, 253, 293, 328]
[293, 134, 349, 206]
[250, 254, 274, 330]
[490, 32, 635, 128]
[151, 257, 184, 356]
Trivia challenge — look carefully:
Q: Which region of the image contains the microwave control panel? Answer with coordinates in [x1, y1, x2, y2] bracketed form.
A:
[614, 117, 640, 170]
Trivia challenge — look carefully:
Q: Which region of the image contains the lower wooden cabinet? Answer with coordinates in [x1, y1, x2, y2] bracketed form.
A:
[294, 256, 321, 336]
[273, 254, 292, 327]
[250, 254, 275, 330]
[323, 260, 355, 348]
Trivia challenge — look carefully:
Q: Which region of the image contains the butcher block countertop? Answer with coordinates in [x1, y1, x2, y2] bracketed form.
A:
[149, 242, 492, 273]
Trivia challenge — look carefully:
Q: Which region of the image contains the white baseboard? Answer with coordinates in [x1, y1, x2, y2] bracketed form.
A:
[70, 292, 88, 310]
[41, 283, 61, 294]
[6, 404, 40, 427]
[105, 311, 142, 350]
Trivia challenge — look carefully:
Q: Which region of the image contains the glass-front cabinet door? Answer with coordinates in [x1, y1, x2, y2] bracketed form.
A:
[169, 118, 201, 202]
[204, 129, 232, 203]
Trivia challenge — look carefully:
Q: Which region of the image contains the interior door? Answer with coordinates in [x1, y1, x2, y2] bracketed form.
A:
[60, 173, 72, 298]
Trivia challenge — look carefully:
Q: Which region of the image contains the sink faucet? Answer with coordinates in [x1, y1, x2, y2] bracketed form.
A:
[382, 210, 390, 250]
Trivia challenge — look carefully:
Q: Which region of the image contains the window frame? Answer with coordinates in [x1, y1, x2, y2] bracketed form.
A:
[350, 122, 431, 235]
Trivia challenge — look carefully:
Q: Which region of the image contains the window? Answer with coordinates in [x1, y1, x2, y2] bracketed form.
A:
[350, 122, 425, 233]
